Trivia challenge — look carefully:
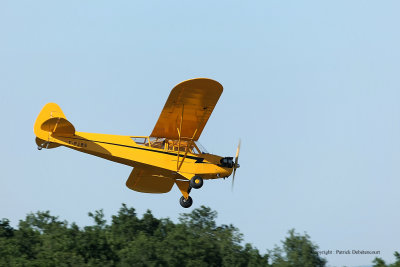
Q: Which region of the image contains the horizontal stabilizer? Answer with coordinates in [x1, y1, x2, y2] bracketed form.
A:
[34, 103, 75, 142]
[41, 117, 75, 135]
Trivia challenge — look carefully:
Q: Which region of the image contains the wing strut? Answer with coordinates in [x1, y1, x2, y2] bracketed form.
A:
[176, 104, 184, 171]
[176, 104, 198, 171]
[177, 129, 197, 171]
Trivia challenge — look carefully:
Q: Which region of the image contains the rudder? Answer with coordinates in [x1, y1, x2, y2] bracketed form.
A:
[34, 103, 75, 147]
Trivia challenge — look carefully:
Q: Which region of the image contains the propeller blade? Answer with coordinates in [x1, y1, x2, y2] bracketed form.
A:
[231, 139, 241, 191]
[235, 139, 241, 159]
[231, 168, 237, 191]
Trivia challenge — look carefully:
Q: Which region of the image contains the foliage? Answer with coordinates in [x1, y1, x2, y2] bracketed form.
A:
[373, 252, 400, 267]
[268, 229, 326, 267]
[0, 205, 328, 266]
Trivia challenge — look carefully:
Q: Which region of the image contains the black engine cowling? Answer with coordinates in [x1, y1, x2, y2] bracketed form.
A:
[220, 157, 234, 168]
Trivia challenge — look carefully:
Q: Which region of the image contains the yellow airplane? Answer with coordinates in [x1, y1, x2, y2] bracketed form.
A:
[34, 78, 240, 208]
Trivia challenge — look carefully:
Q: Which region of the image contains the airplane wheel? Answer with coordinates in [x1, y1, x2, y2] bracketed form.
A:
[190, 176, 203, 189]
[37, 146, 42, 150]
[179, 196, 193, 208]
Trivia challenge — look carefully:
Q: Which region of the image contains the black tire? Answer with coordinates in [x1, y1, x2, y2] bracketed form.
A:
[190, 176, 203, 189]
[179, 196, 193, 208]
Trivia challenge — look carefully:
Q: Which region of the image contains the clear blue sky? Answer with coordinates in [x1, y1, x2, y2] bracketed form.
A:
[1, 1, 399, 266]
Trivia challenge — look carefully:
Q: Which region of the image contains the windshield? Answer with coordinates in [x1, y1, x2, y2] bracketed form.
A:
[194, 141, 208, 154]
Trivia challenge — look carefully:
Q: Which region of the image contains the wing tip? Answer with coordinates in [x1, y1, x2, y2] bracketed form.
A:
[176, 77, 223, 92]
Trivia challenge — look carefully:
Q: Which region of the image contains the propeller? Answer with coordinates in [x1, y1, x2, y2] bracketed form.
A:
[231, 139, 241, 190]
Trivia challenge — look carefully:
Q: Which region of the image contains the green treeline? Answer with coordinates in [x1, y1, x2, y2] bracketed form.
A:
[0, 204, 397, 267]
[373, 252, 400, 267]
[0, 204, 322, 266]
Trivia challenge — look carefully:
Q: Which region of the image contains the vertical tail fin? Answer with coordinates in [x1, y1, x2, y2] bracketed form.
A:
[34, 103, 75, 148]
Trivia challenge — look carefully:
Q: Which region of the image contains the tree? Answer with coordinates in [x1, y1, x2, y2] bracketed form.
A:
[269, 229, 326, 267]
[0, 205, 326, 267]
[373, 252, 400, 267]
[394, 252, 400, 267]
[373, 257, 387, 267]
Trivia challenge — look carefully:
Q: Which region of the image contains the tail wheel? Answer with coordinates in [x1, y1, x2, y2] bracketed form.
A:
[190, 176, 203, 189]
[180, 196, 193, 208]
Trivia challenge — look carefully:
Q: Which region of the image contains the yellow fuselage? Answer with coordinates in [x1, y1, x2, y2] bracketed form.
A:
[49, 132, 232, 180]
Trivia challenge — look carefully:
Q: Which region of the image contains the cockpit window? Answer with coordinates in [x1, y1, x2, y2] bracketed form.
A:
[131, 136, 149, 146]
[149, 137, 166, 149]
[194, 141, 208, 154]
[131, 136, 207, 154]
[166, 140, 191, 152]
[131, 137, 148, 146]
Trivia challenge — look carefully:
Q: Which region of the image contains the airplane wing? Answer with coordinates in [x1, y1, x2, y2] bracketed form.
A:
[126, 167, 175, 193]
[150, 78, 223, 141]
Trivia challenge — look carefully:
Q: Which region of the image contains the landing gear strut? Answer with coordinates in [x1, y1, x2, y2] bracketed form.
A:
[190, 176, 203, 189]
[179, 196, 193, 208]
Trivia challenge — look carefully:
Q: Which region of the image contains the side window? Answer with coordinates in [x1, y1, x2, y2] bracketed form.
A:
[149, 137, 165, 149]
[166, 139, 195, 153]
[132, 137, 148, 146]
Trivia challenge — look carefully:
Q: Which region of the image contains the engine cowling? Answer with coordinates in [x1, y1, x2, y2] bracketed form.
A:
[220, 157, 234, 168]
